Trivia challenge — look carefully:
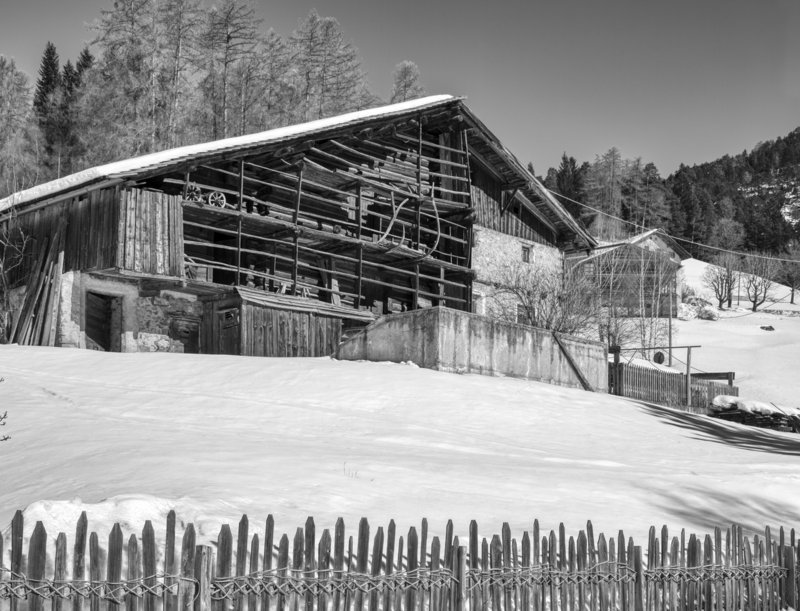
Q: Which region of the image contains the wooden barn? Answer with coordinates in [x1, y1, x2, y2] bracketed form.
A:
[0, 95, 594, 356]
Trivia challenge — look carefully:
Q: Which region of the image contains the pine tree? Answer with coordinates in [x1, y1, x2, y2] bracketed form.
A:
[33, 42, 61, 119]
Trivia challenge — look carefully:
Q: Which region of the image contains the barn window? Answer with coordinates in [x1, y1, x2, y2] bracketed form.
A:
[521, 246, 531, 263]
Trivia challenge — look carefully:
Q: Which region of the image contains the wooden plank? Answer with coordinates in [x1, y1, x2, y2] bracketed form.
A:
[332, 519, 345, 611]
[368, 527, 384, 611]
[53, 533, 68, 611]
[142, 522, 157, 611]
[291, 528, 304, 611]
[406, 528, 419, 611]
[177, 526, 196, 611]
[317, 530, 332, 611]
[131, 537, 146, 611]
[384, 521, 396, 611]
[235, 516, 249, 611]
[165, 511, 177, 611]
[215, 526, 233, 611]
[264, 515, 275, 611]
[28, 522, 47, 611]
[304, 517, 316, 611]
[193, 546, 212, 611]
[431, 537, 442, 611]
[90, 532, 102, 611]
[72, 513, 88, 611]
[106, 525, 123, 609]
[9, 510, 22, 611]
[248, 534, 260, 611]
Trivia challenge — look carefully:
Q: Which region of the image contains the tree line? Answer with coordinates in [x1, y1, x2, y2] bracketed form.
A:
[0, 0, 426, 199]
[539, 143, 800, 301]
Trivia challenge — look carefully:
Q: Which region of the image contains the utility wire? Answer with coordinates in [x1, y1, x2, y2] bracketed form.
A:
[548, 189, 800, 264]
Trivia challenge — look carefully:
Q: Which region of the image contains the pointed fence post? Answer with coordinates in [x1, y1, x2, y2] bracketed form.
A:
[193, 546, 212, 611]
[453, 545, 466, 611]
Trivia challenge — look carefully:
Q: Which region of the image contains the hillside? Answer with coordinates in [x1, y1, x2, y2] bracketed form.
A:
[3, 308, 800, 562]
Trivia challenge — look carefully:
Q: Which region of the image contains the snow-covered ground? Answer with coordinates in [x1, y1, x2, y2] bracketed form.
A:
[2, 297, 800, 566]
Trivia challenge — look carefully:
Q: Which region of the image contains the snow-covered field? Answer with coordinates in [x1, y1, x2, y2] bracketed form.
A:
[2, 293, 800, 565]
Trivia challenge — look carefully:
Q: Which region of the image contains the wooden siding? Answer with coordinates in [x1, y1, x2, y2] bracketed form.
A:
[118, 188, 183, 277]
[241, 303, 342, 357]
[201, 295, 343, 357]
[5, 188, 120, 281]
[470, 167, 556, 246]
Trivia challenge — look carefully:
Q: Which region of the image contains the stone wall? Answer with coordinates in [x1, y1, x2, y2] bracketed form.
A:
[57, 272, 202, 352]
[471, 225, 564, 318]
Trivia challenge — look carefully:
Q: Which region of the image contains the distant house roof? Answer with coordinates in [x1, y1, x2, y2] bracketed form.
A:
[579, 228, 691, 265]
[0, 94, 594, 249]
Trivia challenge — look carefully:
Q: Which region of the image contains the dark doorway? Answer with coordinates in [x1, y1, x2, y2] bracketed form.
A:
[85, 292, 122, 351]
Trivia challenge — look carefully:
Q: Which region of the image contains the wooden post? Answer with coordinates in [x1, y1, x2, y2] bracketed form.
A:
[686, 347, 693, 407]
[10, 510, 23, 611]
[165, 511, 177, 611]
[107, 525, 123, 609]
[633, 546, 644, 611]
[291, 163, 304, 295]
[28, 522, 47, 611]
[784, 546, 796, 610]
[454, 546, 466, 611]
[177, 525, 196, 611]
[236, 160, 244, 285]
[356, 183, 363, 309]
[143, 521, 157, 611]
[668, 279, 674, 367]
[54, 533, 68, 611]
[193, 546, 212, 611]
[73, 512, 88, 611]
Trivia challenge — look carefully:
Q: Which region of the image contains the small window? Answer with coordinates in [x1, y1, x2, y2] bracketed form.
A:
[521, 246, 531, 263]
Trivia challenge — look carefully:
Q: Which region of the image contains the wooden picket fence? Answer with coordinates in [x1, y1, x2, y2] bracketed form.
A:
[1, 510, 797, 611]
[610, 363, 739, 410]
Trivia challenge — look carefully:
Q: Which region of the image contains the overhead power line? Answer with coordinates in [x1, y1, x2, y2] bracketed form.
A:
[547, 189, 800, 265]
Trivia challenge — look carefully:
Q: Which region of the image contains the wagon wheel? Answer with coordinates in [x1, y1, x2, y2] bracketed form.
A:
[185, 183, 203, 202]
[206, 191, 227, 208]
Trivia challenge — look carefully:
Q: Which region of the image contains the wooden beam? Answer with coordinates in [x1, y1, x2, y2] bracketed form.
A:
[291, 163, 304, 294]
[236, 160, 244, 285]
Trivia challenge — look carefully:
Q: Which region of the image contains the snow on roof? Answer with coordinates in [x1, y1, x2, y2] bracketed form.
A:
[0, 95, 456, 213]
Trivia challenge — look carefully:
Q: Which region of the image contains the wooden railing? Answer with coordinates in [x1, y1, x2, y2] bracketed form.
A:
[1, 510, 796, 611]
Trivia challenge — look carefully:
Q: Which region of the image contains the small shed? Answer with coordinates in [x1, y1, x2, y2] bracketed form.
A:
[200, 286, 374, 357]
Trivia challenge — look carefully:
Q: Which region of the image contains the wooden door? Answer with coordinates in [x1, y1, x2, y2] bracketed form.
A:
[217, 307, 240, 354]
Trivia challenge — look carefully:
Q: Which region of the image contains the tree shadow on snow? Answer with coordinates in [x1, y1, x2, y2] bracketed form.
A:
[633, 401, 800, 456]
[647, 484, 800, 537]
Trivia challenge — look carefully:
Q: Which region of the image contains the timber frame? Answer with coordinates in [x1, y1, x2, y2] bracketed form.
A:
[0, 95, 595, 353]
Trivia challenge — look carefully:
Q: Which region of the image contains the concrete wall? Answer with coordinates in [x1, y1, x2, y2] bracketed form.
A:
[337, 306, 608, 392]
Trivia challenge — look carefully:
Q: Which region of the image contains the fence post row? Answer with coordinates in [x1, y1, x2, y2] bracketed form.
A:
[0, 512, 797, 611]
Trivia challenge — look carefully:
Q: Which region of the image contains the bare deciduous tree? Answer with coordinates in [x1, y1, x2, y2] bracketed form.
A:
[702, 252, 739, 308]
[0, 207, 30, 343]
[486, 262, 600, 338]
[742, 253, 780, 312]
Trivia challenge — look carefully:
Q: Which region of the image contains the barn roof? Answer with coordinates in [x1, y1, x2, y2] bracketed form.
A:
[0, 94, 594, 248]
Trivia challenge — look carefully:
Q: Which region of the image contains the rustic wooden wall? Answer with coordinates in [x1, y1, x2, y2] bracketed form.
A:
[470, 168, 556, 246]
[242, 303, 342, 357]
[117, 188, 183, 277]
[201, 296, 344, 357]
